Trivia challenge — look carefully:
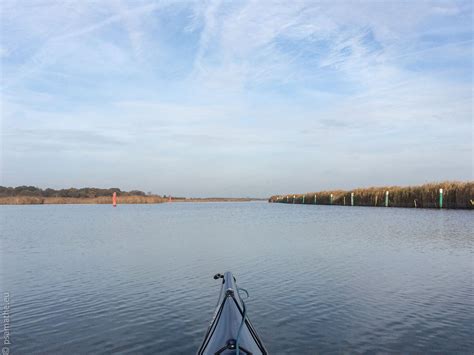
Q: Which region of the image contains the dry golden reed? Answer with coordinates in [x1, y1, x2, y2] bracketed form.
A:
[0, 196, 261, 205]
[270, 181, 474, 209]
[0, 195, 167, 205]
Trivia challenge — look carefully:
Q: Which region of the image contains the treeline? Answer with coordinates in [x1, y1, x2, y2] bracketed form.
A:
[269, 181, 474, 209]
[0, 186, 149, 198]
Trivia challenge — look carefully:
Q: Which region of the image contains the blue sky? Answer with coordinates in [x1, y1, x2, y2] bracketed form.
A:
[1, 0, 472, 197]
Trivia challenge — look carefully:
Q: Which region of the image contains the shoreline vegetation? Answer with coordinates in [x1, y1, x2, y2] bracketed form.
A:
[269, 181, 474, 209]
[0, 186, 262, 205]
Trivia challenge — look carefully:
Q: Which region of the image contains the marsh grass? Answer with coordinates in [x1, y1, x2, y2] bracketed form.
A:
[270, 181, 473, 209]
[0, 196, 260, 205]
[0, 195, 166, 205]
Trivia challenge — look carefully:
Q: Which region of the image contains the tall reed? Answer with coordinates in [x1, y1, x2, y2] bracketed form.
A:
[269, 181, 473, 209]
[0, 195, 167, 205]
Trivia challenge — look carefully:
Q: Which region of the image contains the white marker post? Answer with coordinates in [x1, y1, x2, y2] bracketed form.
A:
[351, 192, 354, 206]
[385, 191, 389, 207]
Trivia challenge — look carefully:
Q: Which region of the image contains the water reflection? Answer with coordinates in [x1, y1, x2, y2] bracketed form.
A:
[1, 203, 472, 353]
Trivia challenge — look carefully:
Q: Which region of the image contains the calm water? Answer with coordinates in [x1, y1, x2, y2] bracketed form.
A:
[0, 202, 473, 354]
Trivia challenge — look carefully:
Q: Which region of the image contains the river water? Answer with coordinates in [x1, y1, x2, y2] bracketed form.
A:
[0, 202, 472, 353]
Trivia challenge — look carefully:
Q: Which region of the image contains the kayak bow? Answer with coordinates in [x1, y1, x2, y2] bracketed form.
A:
[197, 272, 268, 355]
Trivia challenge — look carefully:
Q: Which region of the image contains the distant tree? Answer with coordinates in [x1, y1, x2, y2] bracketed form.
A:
[43, 188, 57, 197]
[2, 186, 149, 198]
[108, 188, 122, 196]
[0, 186, 14, 197]
[68, 188, 80, 198]
[15, 186, 42, 196]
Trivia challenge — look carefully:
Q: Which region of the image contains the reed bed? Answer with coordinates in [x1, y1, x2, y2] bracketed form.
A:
[0, 195, 167, 205]
[269, 181, 474, 209]
[172, 197, 262, 202]
[0, 196, 262, 205]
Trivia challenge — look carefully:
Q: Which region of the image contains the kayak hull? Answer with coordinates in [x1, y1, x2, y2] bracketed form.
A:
[197, 272, 268, 355]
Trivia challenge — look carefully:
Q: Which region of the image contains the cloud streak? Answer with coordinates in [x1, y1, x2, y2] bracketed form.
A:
[1, 0, 472, 195]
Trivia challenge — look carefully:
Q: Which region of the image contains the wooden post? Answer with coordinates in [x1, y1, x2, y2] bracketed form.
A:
[375, 195, 378, 206]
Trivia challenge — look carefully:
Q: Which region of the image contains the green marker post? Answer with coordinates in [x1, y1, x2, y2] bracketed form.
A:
[302, 195, 305, 204]
[385, 191, 389, 207]
[330, 193, 333, 205]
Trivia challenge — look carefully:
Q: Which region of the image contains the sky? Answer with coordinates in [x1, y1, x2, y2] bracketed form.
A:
[0, 0, 472, 197]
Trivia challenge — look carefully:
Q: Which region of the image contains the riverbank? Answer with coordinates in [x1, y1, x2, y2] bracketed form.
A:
[0, 196, 264, 205]
[172, 197, 264, 202]
[0, 186, 265, 205]
[0, 195, 167, 205]
[269, 181, 474, 209]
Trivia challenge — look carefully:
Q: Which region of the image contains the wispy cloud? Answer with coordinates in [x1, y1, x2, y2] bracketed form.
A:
[1, 0, 472, 195]
[5, 128, 128, 153]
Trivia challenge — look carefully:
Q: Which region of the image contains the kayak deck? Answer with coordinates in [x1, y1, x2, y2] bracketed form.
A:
[197, 272, 268, 355]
